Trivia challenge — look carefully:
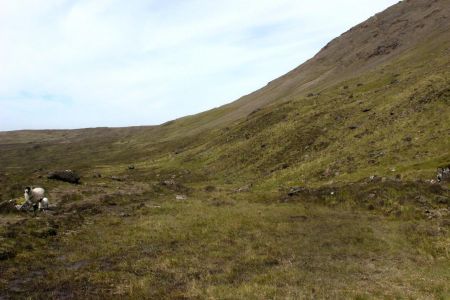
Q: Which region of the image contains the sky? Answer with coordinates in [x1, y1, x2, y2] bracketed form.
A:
[0, 0, 398, 131]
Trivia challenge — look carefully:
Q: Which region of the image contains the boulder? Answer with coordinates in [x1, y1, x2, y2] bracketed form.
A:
[0, 246, 16, 260]
[160, 180, 189, 193]
[288, 187, 306, 196]
[176, 195, 188, 200]
[435, 196, 449, 205]
[48, 170, 80, 184]
[437, 165, 450, 183]
[0, 200, 18, 213]
[110, 176, 125, 182]
[235, 184, 252, 193]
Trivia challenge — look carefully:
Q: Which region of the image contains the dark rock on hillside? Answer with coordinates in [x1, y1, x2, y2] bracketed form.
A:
[437, 165, 450, 182]
[32, 227, 58, 238]
[234, 184, 252, 193]
[204, 185, 216, 192]
[368, 40, 400, 58]
[48, 170, 80, 184]
[110, 176, 128, 182]
[160, 180, 189, 193]
[271, 163, 290, 173]
[0, 247, 16, 260]
[288, 187, 306, 196]
[0, 200, 17, 213]
[435, 196, 448, 205]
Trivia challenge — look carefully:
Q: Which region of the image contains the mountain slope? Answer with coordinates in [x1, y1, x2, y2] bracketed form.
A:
[171, 0, 450, 131]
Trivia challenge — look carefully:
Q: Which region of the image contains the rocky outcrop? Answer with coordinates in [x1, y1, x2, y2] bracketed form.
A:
[437, 165, 450, 182]
[48, 170, 80, 184]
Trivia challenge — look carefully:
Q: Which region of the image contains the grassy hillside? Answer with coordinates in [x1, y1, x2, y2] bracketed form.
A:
[1, 0, 449, 298]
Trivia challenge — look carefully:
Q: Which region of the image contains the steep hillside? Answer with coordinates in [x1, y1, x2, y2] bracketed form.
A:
[172, 0, 450, 130]
[1, 0, 449, 298]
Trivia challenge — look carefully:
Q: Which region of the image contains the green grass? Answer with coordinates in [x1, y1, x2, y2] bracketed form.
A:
[0, 177, 449, 299]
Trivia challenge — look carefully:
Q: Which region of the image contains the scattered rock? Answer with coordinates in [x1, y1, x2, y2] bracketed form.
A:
[270, 163, 290, 173]
[435, 196, 448, 205]
[210, 198, 235, 206]
[160, 179, 189, 193]
[248, 108, 262, 116]
[67, 260, 89, 271]
[92, 172, 102, 178]
[176, 195, 187, 200]
[100, 194, 117, 206]
[437, 165, 450, 183]
[390, 79, 399, 84]
[162, 179, 175, 185]
[48, 170, 80, 184]
[368, 175, 382, 183]
[323, 167, 335, 178]
[0, 247, 16, 260]
[288, 187, 306, 196]
[128, 165, 135, 170]
[289, 215, 308, 221]
[441, 219, 450, 227]
[137, 203, 146, 209]
[33, 227, 58, 238]
[0, 199, 18, 213]
[368, 41, 399, 58]
[110, 176, 125, 182]
[416, 195, 429, 205]
[235, 184, 252, 193]
[362, 108, 371, 112]
[280, 163, 289, 169]
[204, 185, 216, 192]
[424, 209, 443, 220]
[403, 136, 413, 142]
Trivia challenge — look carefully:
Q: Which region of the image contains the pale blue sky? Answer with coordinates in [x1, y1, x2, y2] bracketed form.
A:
[0, 0, 397, 131]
